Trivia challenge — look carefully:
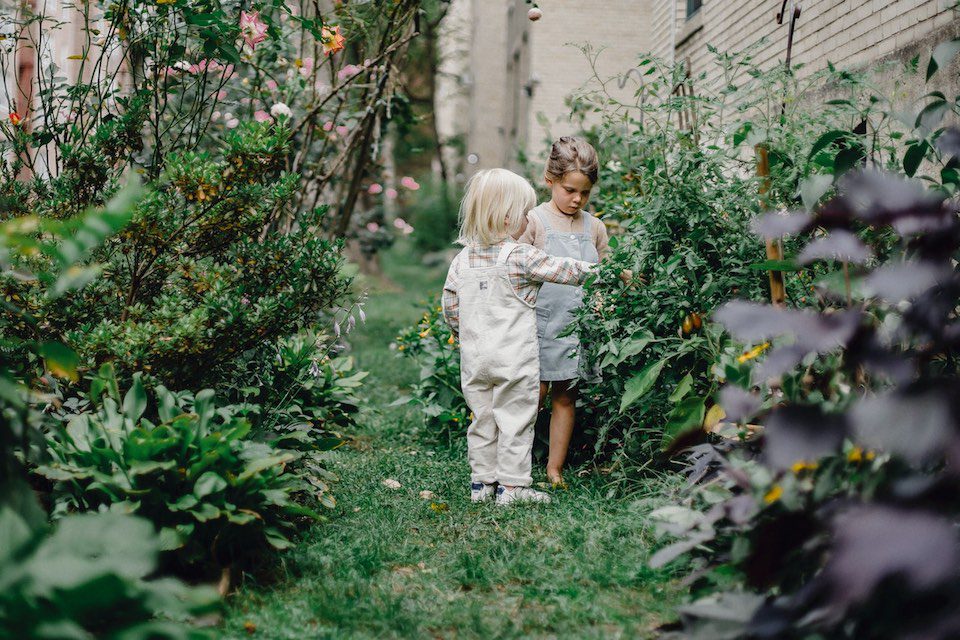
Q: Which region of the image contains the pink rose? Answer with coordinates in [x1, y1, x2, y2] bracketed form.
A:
[400, 176, 420, 190]
[265, 79, 278, 90]
[323, 121, 334, 131]
[335, 125, 350, 138]
[393, 217, 406, 229]
[368, 183, 383, 195]
[366, 222, 380, 232]
[385, 188, 398, 200]
[254, 110, 272, 122]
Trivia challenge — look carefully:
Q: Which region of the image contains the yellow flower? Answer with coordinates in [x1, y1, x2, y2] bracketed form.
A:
[468, 412, 474, 421]
[847, 447, 875, 463]
[738, 342, 771, 364]
[419, 329, 430, 338]
[790, 460, 818, 474]
[447, 335, 455, 345]
[397, 345, 405, 351]
[763, 484, 783, 504]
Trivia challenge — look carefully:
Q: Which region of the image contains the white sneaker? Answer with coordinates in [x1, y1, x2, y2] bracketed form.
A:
[470, 482, 496, 503]
[495, 485, 552, 506]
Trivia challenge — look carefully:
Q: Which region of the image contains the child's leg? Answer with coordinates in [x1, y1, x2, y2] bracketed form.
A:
[491, 375, 539, 487]
[538, 381, 549, 412]
[546, 380, 577, 483]
[463, 380, 497, 485]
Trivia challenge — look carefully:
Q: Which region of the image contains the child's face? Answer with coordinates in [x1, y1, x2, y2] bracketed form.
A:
[547, 171, 594, 215]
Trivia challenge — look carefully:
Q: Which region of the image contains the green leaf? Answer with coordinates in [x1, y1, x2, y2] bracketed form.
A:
[194, 471, 227, 498]
[800, 174, 833, 211]
[620, 359, 667, 413]
[189, 503, 221, 522]
[662, 397, 706, 447]
[122, 373, 147, 423]
[669, 374, 694, 403]
[904, 141, 929, 177]
[38, 342, 79, 382]
[808, 129, 849, 159]
[926, 38, 960, 81]
[264, 527, 293, 550]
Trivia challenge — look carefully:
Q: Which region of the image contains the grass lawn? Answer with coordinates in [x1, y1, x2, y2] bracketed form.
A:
[221, 241, 685, 639]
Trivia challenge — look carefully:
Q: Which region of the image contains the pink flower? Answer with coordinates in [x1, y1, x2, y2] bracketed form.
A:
[298, 57, 314, 78]
[254, 110, 272, 122]
[226, 118, 240, 128]
[393, 217, 407, 229]
[323, 121, 334, 131]
[400, 176, 420, 191]
[217, 90, 227, 100]
[239, 10, 268, 51]
[368, 183, 383, 195]
[402, 224, 414, 236]
[265, 79, 278, 90]
[366, 222, 380, 232]
[335, 125, 350, 138]
[240, 296, 251, 305]
[385, 188, 398, 200]
[337, 64, 361, 81]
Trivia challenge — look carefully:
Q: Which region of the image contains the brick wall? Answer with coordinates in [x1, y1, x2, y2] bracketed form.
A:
[517, 0, 653, 168]
[665, 0, 956, 83]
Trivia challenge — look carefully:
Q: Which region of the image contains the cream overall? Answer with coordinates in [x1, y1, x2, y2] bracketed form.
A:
[456, 243, 540, 487]
[535, 206, 600, 381]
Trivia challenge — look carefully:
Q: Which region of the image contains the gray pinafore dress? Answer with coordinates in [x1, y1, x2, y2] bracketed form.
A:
[534, 205, 600, 382]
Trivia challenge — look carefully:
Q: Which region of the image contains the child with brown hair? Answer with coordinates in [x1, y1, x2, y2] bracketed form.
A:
[516, 136, 610, 487]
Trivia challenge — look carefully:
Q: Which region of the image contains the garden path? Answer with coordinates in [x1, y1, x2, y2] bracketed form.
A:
[221, 244, 682, 639]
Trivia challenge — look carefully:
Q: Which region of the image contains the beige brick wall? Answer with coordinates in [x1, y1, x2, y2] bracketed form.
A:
[665, 0, 956, 83]
[518, 0, 653, 168]
[465, 0, 512, 171]
[446, 0, 958, 177]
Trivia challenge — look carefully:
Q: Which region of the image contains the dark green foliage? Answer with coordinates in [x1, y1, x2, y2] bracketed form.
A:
[36, 366, 320, 575]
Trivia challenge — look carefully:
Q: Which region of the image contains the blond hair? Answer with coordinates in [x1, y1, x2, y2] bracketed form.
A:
[544, 136, 599, 184]
[456, 168, 536, 246]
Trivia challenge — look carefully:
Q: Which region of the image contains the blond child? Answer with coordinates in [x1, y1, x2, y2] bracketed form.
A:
[441, 168, 598, 506]
[516, 136, 608, 487]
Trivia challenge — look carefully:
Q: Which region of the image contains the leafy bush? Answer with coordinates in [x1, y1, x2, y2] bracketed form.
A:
[36, 367, 319, 576]
[3, 123, 351, 388]
[0, 508, 218, 640]
[226, 329, 368, 443]
[566, 41, 960, 474]
[394, 300, 469, 445]
[651, 167, 960, 639]
[0, 189, 217, 638]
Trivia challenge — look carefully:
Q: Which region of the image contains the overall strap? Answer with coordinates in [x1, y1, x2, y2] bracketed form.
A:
[497, 242, 517, 265]
[535, 205, 553, 231]
[582, 211, 592, 235]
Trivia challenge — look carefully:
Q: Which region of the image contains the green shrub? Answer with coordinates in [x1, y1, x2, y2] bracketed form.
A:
[393, 300, 469, 445]
[35, 367, 319, 576]
[0, 506, 218, 640]
[0, 187, 217, 639]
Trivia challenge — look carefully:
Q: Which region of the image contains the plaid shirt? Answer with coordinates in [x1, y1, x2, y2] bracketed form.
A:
[441, 242, 595, 336]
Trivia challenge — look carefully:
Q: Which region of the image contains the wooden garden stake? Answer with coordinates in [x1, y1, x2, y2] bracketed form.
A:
[756, 144, 786, 306]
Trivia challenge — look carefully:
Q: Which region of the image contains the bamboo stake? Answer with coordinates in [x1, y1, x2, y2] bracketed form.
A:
[756, 144, 786, 306]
